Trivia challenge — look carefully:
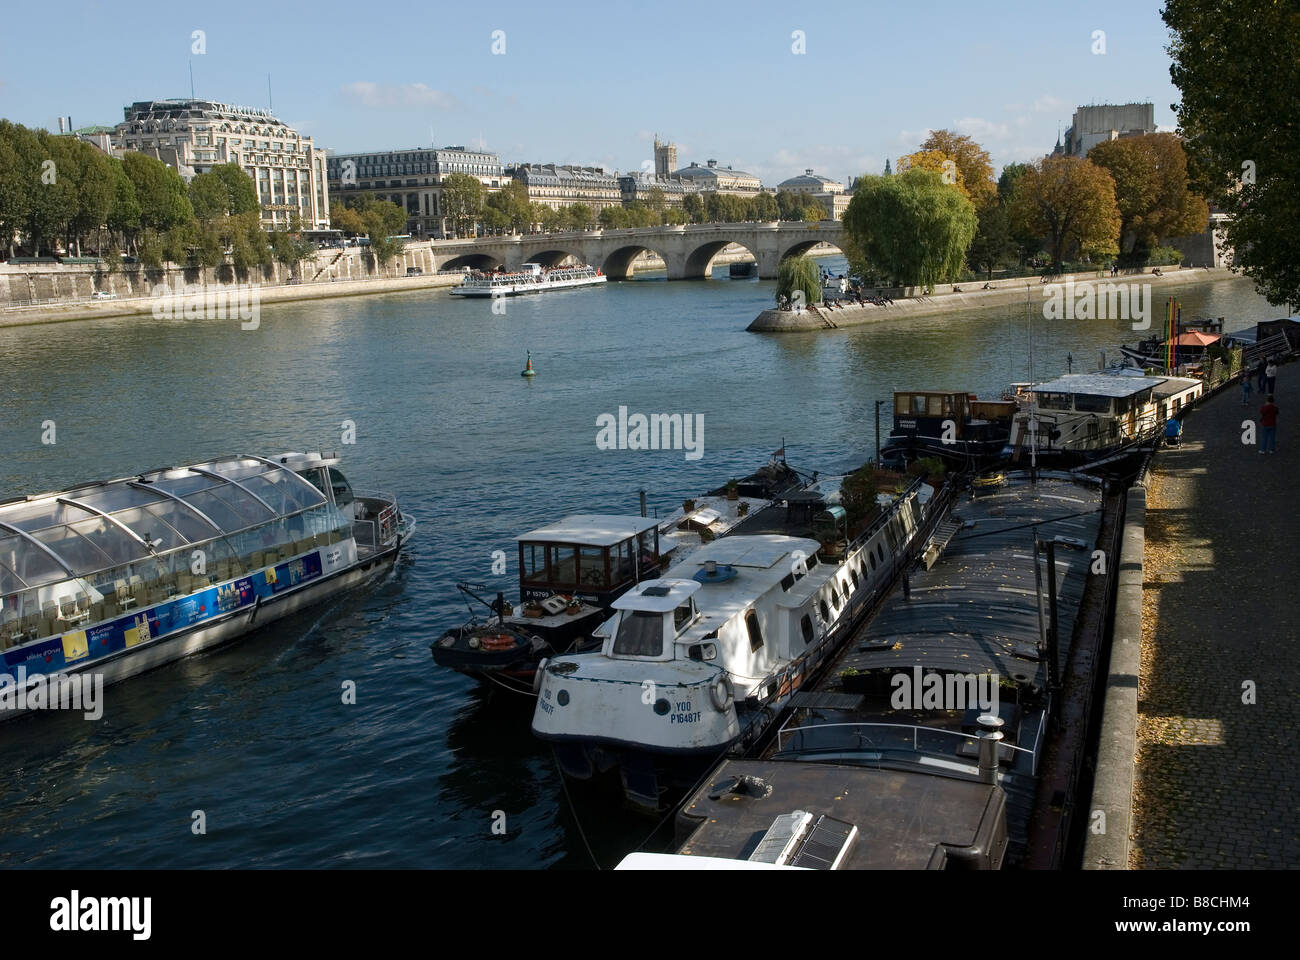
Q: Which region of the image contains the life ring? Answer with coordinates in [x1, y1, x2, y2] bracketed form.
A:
[709, 675, 734, 712]
[480, 634, 517, 651]
[532, 658, 550, 695]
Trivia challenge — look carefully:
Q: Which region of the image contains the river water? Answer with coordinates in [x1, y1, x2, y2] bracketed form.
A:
[0, 261, 1279, 868]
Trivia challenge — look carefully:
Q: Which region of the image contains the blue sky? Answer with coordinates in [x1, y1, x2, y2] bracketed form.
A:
[0, 0, 1183, 186]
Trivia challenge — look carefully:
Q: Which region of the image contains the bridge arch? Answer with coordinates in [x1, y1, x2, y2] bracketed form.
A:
[778, 238, 846, 268]
[601, 244, 672, 281]
[522, 248, 584, 269]
[682, 239, 759, 280]
[440, 252, 504, 272]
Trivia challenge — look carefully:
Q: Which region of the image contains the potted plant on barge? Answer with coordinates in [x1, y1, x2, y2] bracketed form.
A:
[683, 498, 696, 513]
[737, 501, 750, 517]
[726, 479, 739, 501]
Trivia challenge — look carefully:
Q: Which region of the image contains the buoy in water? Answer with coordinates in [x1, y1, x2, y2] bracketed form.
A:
[521, 350, 536, 377]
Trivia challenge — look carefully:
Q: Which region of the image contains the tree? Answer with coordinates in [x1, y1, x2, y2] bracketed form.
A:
[777, 255, 822, 306]
[566, 203, 593, 231]
[598, 205, 628, 229]
[24, 131, 78, 255]
[966, 203, 1014, 279]
[897, 149, 968, 199]
[775, 190, 803, 221]
[0, 122, 32, 257]
[682, 192, 704, 224]
[440, 172, 482, 237]
[644, 187, 666, 214]
[359, 200, 408, 269]
[997, 163, 1038, 264]
[842, 168, 978, 287]
[331, 205, 366, 236]
[750, 192, 779, 221]
[190, 164, 258, 222]
[919, 131, 997, 211]
[485, 179, 531, 232]
[1164, 0, 1300, 306]
[1088, 132, 1210, 267]
[1007, 156, 1120, 269]
[540, 206, 566, 232]
[122, 151, 193, 234]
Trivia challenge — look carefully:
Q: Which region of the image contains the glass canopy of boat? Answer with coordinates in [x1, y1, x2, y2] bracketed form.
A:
[0, 456, 328, 593]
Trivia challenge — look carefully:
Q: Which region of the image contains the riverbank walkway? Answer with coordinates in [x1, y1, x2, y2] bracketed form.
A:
[1132, 361, 1298, 867]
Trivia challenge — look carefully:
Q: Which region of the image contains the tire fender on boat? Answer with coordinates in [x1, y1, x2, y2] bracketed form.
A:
[532, 658, 550, 695]
[709, 675, 733, 712]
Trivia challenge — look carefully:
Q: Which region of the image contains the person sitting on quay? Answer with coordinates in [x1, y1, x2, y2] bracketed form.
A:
[1259, 395, 1279, 454]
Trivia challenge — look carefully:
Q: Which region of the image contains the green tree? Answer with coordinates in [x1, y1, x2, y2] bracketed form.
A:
[1087, 133, 1210, 267]
[0, 121, 33, 257]
[750, 192, 779, 221]
[440, 172, 483, 237]
[485, 180, 532, 232]
[1164, 0, 1300, 306]
[566, 203, 593, 230]
[843, 168, 978, 287]
[331, 205, 366, 236]
[1006, 156, 1120, 270]
[24, 131, 78, 255]
[682, 192, 704, 224]
[122, 151, 193, 234]
[966, 202, 1014, 279]
[644, 186, 666, 213]
[777, 255, 822, 305]
[188, 171, 229, 223]
[539, 206, 566, 232]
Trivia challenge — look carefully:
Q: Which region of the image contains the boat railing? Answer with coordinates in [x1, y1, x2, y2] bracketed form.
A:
[775, 719, 1039, 773]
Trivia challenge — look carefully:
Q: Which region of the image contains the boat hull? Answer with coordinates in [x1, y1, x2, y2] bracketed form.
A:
[449, 276, 607, 297]
[0, 541, 401, 721]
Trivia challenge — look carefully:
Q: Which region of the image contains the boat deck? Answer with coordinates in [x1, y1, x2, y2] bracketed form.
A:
[761, 471, 1109, 865]
[675, 758, 1008, 869]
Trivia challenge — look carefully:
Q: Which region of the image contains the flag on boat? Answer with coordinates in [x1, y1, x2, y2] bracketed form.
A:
[772, 447, 785, 458]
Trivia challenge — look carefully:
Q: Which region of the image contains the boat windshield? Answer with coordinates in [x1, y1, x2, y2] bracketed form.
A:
[612, 611, 664, 658]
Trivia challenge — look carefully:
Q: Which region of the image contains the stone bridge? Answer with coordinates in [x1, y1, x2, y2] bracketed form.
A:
[424, 221, 844, 279]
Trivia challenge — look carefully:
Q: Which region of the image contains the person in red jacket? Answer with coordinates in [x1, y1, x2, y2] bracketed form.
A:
[1259, 396, 1278, 453]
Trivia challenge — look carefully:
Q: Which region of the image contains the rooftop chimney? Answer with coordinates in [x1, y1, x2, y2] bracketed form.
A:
[57, 117, 65, 134]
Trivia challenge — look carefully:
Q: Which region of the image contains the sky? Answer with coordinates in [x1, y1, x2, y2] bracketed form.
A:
[0, 0, 1185, 186]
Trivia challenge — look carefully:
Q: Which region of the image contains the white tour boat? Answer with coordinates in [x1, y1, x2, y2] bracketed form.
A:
[531, 478, 939, 810]
[0, 452, 414, 720]
[449, 262, 607, 298]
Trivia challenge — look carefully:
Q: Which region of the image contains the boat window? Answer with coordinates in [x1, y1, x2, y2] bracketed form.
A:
[521, 543, 547, 581]
[611, 538, 635, 582]
[869, 550, 877, 570]
[297, 468, 328, 496]
[928, 396, 947, 416]
[850, 566, 860, 588]
[579, 545, 607, 587]
[819, 599, 830, 621]
[673, 599, 696, 633]
[32, 526, 114, 575]
[549, 545, 576, 585]
[327, 468, 354, 509]
[745, 609, 764, 652]
[800, 614, 815, 645]
[781, 572, 795, 591]
[638, 528, 657, 559]
[612, 611, 664, 657]
[910, 395, 928, 416]
[1037, 392, 1072, 411]
[1074, 394, 1111, 414]
[806, 553, 818, 570]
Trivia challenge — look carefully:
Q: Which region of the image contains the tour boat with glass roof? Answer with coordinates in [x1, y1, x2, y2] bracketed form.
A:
[449, 262, 606, 297]
[0, 452, 414, 719]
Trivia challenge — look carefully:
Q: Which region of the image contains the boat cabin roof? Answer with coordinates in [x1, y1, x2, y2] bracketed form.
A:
[516, 514, 658, 547]
[1029, 373, 1165, 398]
[1151, 376, 1203, 398]
[0, 454, 327, 592]
[613, 578, 701, 612]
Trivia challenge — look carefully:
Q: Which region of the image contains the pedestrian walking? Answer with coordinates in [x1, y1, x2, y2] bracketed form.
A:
[1256, 359, 1267, 393]
[1265, 358, 1277, 394]
[1242, 374, 1252, 404]
[1259, 395, 1278, 454]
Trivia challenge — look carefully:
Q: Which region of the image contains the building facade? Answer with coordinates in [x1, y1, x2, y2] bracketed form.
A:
[507, 164, 622, 211]
[672, 159, 762, 197]
[1052, 103, 1156, 158]
[326, 145, 504, 237]
[653, 137, 677, 179]
[113, 99, 329, 230]
[617, 172, 699, 209]
[776, 169, 849, 219]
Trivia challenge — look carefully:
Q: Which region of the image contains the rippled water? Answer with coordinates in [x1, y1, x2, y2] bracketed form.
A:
[0, 262, 1279, 868]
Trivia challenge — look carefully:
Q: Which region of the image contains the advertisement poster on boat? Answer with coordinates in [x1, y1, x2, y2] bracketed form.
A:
[263, 553, 323, 595]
